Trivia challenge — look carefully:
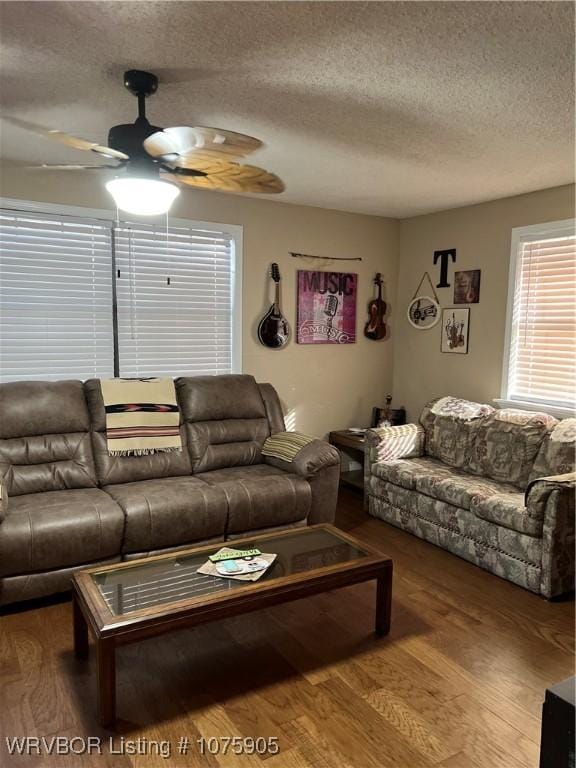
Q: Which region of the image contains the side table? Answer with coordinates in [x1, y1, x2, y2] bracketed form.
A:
[539, 676, 575, 768]
[329, 430, 366, 491]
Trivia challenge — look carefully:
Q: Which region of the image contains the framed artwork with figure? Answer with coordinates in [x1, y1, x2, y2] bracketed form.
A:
[454, 270, 481, 304]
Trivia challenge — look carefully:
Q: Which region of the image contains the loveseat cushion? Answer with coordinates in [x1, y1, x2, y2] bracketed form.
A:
[530, 418, 576, 482]
[470, 493, 541, 537]
[104, 477, 228, 554]
[372, 456, 454, 492]
[419, 396, 494, 469]
[372, 456, 538, 535]
[196, 464, 311, 534]
[0, 489, 124, 577]
[466, 409, 557, 489]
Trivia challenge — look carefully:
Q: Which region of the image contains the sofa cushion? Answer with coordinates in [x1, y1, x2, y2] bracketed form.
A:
[196, 464, 311, 534]
[419, 396, 494, 469]
[177, 375, 271, 473]
[470, 493, 541, 537]
[371, 457, 443, 491]
[530, 418, 576, 482]
[372, 456, 537, 535]
[104, 476, 228, 554]
[0, 380, 90, 439]
[0, 380, 98, 496]
[466, 409, 557, 489]
[414, 467, 520, 513]
[0, 433, 98, 496]
[0, 489, 124, 577]
[85, 379, 192, 485]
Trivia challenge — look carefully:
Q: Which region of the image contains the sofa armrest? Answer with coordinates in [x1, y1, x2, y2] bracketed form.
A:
[527, 473, 575, 598]
[264, 439, 340, 478]
[264, 440, 341, 525]
[365, 424, 425, 464]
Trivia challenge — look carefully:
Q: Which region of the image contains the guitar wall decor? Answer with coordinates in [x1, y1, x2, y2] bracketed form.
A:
[257, 263, 290, 348]
[364, 273, 387, 340]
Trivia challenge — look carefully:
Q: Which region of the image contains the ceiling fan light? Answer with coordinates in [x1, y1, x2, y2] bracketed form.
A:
[105, 177, 180, 216]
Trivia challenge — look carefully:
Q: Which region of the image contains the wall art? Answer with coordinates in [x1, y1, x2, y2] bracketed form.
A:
[407, 271, 440, 330]
[454, 269, 481, 304]
[296, 270, 357, 344]
[434, 248, 456, 287]
[441, 308, 470, 354]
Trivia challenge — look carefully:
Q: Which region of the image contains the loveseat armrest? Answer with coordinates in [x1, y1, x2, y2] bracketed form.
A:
[264, 440, 341, 525]
[365, 424, 425, 465]
[527, 473, 576, 598]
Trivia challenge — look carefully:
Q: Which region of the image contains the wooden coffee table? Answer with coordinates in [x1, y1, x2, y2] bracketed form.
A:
[72, 523, 393, 727]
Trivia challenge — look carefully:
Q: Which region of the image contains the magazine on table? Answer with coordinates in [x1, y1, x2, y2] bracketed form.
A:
[197, 547, 277, 582]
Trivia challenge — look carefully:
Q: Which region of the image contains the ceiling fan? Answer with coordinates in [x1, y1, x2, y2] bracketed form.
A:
[8, 69, 284, 216]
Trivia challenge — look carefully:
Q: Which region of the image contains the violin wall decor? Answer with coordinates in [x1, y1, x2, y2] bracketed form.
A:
[364, 273, 387, 340]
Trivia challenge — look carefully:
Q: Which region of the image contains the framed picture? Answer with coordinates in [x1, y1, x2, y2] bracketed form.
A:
[454, 269, 481, 304]
[296, 270, 357, 344]
[441, 308, 470, 354]
[407, 295, 440, 329]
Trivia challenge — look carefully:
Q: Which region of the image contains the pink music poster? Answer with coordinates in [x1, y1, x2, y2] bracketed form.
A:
[296, 270, 357, 344]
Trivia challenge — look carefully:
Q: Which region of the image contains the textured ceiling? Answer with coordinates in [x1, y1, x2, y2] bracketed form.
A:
[0, 1, 573, 217]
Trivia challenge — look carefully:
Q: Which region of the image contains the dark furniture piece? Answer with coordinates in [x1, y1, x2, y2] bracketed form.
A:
[0, 375, 340, 606]
[72, 524, 393, 726]
[539, 676, 575, 768]
[329, 430, 366, 490]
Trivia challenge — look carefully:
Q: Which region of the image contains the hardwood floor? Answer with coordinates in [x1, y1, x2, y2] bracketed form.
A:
[1, 487, 573, 768]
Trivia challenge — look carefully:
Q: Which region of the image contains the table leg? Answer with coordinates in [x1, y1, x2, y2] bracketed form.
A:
[97, 639, 116, 727]
[73, 593, 89, 660]
[375, 566, 393, 637]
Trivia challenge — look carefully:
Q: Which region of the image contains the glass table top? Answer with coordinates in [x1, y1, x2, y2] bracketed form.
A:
[92, 527, 370, 617]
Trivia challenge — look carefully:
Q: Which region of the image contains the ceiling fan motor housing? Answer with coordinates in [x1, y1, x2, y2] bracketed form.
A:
[108, 120, 163, 161]
[123, 69, 158, 97]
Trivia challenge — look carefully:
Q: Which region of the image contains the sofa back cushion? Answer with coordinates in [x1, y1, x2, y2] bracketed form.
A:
[467, 409, 557, 489]
[530, 418, 576, 481]
[177, 375, 271, 473]
[0, 380, 98, 495]
[419, 396, 494, 469]
[84, 379, 191, 485]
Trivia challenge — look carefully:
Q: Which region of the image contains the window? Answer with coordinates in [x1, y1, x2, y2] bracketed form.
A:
[501, 219, 576, 415]
[0, 200, 242, 382]
[114, 221, 235, 377]
[0, 210, 115, 381]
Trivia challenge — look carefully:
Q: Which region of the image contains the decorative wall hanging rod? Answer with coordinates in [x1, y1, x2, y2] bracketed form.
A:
[289, 251, 362, 262]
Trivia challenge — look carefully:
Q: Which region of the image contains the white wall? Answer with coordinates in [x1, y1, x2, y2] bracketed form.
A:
[392, 184, 575, 420]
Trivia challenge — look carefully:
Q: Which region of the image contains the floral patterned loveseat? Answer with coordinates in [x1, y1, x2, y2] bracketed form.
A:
[365, 397, 575, 598]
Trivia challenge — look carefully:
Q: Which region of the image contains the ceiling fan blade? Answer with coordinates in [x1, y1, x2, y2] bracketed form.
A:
[26, 164, 122, 170]
[144, 126, 262, 163]
[163, 161, 284, 195]
[5, 117, 129, 160]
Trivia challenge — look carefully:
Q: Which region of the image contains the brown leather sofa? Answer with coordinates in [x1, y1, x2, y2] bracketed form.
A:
[0, 374, 340, 606]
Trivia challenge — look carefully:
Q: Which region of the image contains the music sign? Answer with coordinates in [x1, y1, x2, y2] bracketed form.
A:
[296, 270, 357, 344]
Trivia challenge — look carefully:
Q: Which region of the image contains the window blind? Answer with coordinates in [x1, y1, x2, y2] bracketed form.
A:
[507, 233, 576, 409]
[114, 221, 234, 377]
[0, 210, 115, 382]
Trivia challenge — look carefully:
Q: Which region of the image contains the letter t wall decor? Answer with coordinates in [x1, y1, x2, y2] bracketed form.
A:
[434, 248, 456, 288]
